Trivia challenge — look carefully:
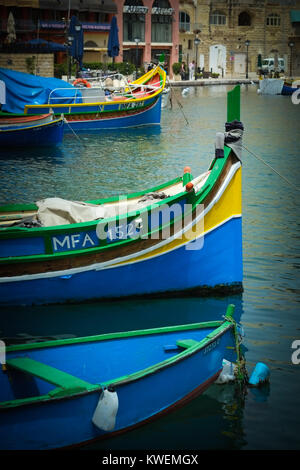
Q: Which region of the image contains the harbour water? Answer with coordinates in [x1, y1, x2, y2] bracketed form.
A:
[0, 84, 299, 450]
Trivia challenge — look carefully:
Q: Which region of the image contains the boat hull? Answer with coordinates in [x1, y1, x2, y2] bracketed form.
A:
[0, 161, 242, 305]
[0, 117, 64, 147]
[64, 95, 162, 131]
[0, 321, 234, 450]
[0, 216, 242, 306]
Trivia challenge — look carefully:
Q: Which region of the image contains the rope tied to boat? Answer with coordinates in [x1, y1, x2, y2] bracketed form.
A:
[224, 308, 248, 394]
[215, 120, 244, 161]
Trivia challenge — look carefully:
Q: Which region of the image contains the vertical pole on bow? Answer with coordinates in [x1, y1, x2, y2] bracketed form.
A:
[227, 85, 240, 122]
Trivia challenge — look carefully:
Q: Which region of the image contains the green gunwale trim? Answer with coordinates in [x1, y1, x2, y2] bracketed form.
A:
[0, 317, 234, 409]
[6, 320, 224, 353]
[0, 190, 198, 263]
[104, 320, 233, 388]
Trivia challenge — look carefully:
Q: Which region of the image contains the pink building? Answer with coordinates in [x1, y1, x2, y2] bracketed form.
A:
[113, 0, 179, 74]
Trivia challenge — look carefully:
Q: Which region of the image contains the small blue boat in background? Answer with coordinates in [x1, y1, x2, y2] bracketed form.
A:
[0, 113, 64, 147]
[0, 305, 239, 450]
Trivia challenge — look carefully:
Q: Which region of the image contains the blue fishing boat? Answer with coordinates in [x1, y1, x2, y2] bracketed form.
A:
[0, 114, 64, 147]
[24, 66, 165, 131]
[0, 86, 243, 306]
[0, 66, 165, 131]
[258, 78, 298, 96]
[281, 84, 298, 95]
[0, 305, 240, 450]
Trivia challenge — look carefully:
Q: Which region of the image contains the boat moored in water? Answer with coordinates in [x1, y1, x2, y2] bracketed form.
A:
[0, 305, 239, 450]
[0, 113, 64, 147]
[0, 86, 244, 306]
[23, 66, 166, 131]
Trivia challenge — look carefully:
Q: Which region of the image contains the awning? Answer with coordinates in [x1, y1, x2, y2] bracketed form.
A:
[290, 10, 300, 23]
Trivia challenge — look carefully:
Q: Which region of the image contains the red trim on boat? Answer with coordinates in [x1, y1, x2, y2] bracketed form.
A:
[0, 114, 51, 125]
[64, 369, 222, 449]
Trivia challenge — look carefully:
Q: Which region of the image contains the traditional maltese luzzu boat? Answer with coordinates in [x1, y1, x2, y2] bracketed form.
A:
[0, 86, 244, 306]
[23, 66, 166, 131]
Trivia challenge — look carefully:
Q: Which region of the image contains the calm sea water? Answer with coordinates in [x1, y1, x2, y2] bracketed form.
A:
[0, 84, 299, 451]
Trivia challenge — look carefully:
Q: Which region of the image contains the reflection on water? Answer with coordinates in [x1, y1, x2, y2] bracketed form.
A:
[1, 294, 243, 343]
[0, 84, 300, 449]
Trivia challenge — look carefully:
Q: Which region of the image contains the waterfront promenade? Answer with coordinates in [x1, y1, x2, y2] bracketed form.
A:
[168, 77, 259, 86]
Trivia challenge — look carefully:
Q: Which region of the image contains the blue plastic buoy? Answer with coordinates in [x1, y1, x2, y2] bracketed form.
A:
[249, 362, 270, 386]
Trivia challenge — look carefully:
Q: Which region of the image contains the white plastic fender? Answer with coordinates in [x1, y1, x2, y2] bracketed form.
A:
[215, 359, 236, 384]
[92, 388, 119, 431]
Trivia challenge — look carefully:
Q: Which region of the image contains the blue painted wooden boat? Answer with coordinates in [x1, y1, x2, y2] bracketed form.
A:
[0, 305, 239, 450]
[0, 114, 64, 147]
[23, 66, 166, 131]
[281, 84, 298, 95]
[0, 86, 243, 306]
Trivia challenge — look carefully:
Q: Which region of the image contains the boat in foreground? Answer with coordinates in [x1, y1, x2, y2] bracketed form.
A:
[0, 86, 243, 306]
[23, 66, 166, 131]
[0, 113, 64, 147]
[0, 305, 238, 450]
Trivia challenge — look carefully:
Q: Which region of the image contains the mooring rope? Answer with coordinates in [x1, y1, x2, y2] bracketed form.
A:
[166, 77, 189, 126]
[63, 117, 86, 146]
[242, 143, 300, 192]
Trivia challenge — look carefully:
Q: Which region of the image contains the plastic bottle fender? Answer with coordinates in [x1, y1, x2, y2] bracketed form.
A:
[92, 388, 119, 431]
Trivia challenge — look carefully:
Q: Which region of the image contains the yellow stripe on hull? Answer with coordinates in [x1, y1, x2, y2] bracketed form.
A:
[111, 166, 242, 267]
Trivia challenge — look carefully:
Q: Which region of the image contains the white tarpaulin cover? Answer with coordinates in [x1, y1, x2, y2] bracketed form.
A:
[258, 79, 283, 95]
[36, 198, 105, 226]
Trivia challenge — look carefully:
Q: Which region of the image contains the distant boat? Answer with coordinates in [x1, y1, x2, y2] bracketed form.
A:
[0, 85, 243, 306]
[0, 305, 239, 450]
[0, 114, 64, 147]
[281, 84, 298, 95]
[23, 66, 166, 131]
[257, 78, 298, 96]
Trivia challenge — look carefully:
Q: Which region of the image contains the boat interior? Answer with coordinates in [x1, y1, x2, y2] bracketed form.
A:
[0, 170, 211, 228]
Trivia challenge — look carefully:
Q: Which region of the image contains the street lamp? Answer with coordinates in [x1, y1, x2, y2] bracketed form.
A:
[245, 39, 250, 79]
[194, 37, 200, 80]
[134, 37, 140, 79]
[288, 41, 294, 78]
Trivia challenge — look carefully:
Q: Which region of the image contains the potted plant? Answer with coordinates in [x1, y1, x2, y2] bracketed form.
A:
[172, 62, 181, 80]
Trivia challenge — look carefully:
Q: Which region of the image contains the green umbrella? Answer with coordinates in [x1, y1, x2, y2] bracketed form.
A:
[257, 54, 262, 68]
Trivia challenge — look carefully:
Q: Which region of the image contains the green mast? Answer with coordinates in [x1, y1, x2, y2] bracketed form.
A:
[227, 85, 240, 122]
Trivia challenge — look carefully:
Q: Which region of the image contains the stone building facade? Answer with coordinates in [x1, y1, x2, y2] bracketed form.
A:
[179, 0, 300, 77]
